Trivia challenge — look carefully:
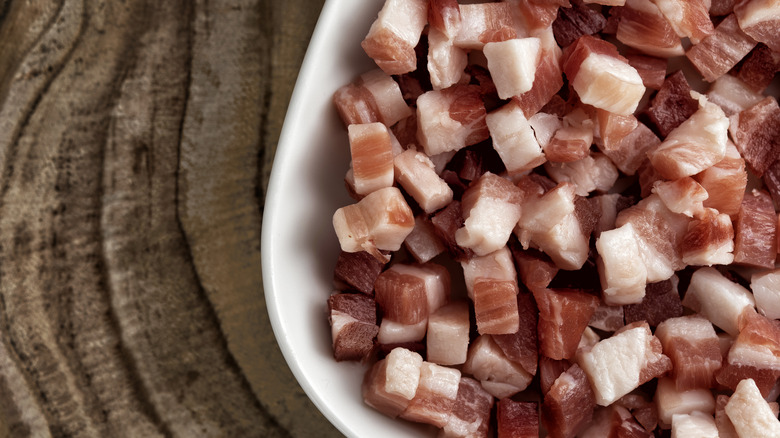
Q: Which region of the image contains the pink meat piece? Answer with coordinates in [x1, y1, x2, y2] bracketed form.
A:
[552, 0, 607, 48]
[504, 0, 560, 33]
[681, 208, 735, 266]
[543, 108, 594, 163]
[546, 153, 619, 197]
[428, 0, 461, 39]
[534, 287, 599, 360]
[596, 223, 648, 305]
[735, 43, 780, 93]
[439, 377, 494, 438]
[328, 293, 379, 362]
[589, 301, 625, 332]
[333, 250, 386, 294]
[512, 32, 564, 118]
[734, 189, 777, 269]
[332, 187, 415, 261]
[655, 315, 722, 391]
[394, 149, 453, 214]
[348, 122, 395, 196]
[377, 319, 428, 344]
[540, 356, 572, 395]
[694, 141, 747, 217]
[497, 399, 538, 438]
[624, 277, 683, 328]
[427, 300, 470, 366]
[595, 105, 640, 148]
[578, 321, 672, 406]
[711, 0, 737, 16]
[431, 200, 473, 262]
[486, 100, 546, 175]
[686, 14, 757, 83]
[515, 182, 591, 270]
[463, 334, 533, 398]
[453, 3, 516, 50]
[617, 392, 659, 432]
[492, 289, 539, 375]
[400, 361, 461, 428]
[715, 394, 739, 438]
[626, 54, 667, 90]
[706, 74, 765, 117]
[473, 279, 520, 335]
[734, 0, 780, 53]
[615, 0, 685, 58]
[529, 111, 563, 150]
[461, 245, 517, 300]
[562, 35, 645, 116]
[416, 85, 489, 156]
[404, 215, 446, 264]
[729, 96, 780, 177]
[362, 0, 428, 75]
[363, 347, 424, 418]
[649, 92, 729, 180]
[717, 310, 780, 397]
[427, 28, 468, 91]
[333, 69, 412, 127]
[597, 119, 660, 175]
[644, 70, 699, 138]
[750, 269, 780, 320]
[456, 172, 524, 256]
[649, 0, 714, 44]
[374, 266, 429, 325]
[543, 364, 597, 438]
[511, 245, 559, 293]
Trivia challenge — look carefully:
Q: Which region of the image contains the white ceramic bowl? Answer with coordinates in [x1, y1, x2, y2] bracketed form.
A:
[261, 0, 434, 436]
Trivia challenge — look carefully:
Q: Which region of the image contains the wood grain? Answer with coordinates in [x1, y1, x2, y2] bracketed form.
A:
[0, 0, 340, 436]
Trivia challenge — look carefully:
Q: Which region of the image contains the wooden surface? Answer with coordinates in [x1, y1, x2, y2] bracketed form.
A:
[0, 0, 342, 436]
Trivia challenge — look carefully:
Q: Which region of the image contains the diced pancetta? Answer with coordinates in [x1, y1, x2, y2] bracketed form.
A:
[348, 122, 395, 196]
[706, 73, 765, 117]
[589, 301, 625, 332]
[546, 153, 619, 197]
[534, 287, 600, 360]
[362, 0, 428, 75]
[577, 321, 672, 406]
[416, 85, 489, 156]
[428, 0, 461, 39]
[652, 177, 707, 218]
[427, 300, 470, 366]
[498, 399, 539, 438]
[716, 310, 780, 397]
[597, 120, 661, 175]
[453, 2, 516, 50]
[543, 108, 595, 163]
[333, 69, 412, 127]
[735, 43, 780, 93]
[484, 37, 541, 99]
[682, 267, 756, 336]
[486, 100, 546, 175]
[596, 223, 648, 305]
[427, 28, 468, 91]
[686, 14, 757, 83]
[404, 215, 446, 264]
[649, 0, 714, 44]
[542, 364, 597, 438]
[492, 290, 539, 376]
[648, 92, 729, 180]
[528, 111, 563, 150]
[615, 0, 685, 58]
[733, 0, 780, 53]
[729, 96, 780, 177]
[439, 377, 494, 438]
[733, 189, 777, 269]
[624, 277, 683, 328]
[681, 208, 735, 267]
[626, 54, 667, 90]
[461, 245, 517, 300]
[400, 362, 461, 427]
[513, 30, 565, 118]
[654, 377, 716, 428]
[431, 200, 473, 262]
[552, 0, 607, 47]
[655, 315, 722, 391]
[670, 411, 719, 438]
[645, 70, 699, 138]
[394, 149, 453, 213]
[362, 347, 424, 418]
[694, 141, 747, 217]
[463, 334, 533, 398]
[725, 378, 780, 437]
[750, 269, 780, 320]
[563, 35, 646, 116]
[473, 279, 520, 335]
[328, 293, 379, 361]
[333, 250, 386, 294]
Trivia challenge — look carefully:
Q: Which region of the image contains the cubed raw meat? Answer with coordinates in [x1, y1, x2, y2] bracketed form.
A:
[473, 279, 520, 335]
[577, 321, 672, 406]
[597, 120, 660, 175]
[735, 43, 780, 93]
[542, 364, 597, 438]
[654, 377, 716, 428]
[333, 69, 412, 127]
[498, 399, 538, 438]
[682, 267, 755, 336]
[486, 101, 546, 175]
[439, 377, 494, 438]
[729, 96, 780, 177]
[671, 411, 719, 438]
[427, 300, 470, 366]
[716, 310, 780, 397]
[616, 0, 685, 58]
[404, 215, 446, 264]
[706, 73, 765, 117]
[493, 289, 539, 376]
[733, 0, 780, 53]
[394, 148, 453, 213]
[750, 269, 780, 319]
[453, 2, 516, 50]
[626, 54, 667, 90]
[363, 347, 424, 418]
[589, 301, 625, 332]
[681, 208, 735, 266]
[694, 141, 747, 217]
[362, 0, 428, 75]
[686, 14, 756, 83]
[513, 29, 564, 117]
[733, 189, 777, 269]
[534, 287, 600, 360]
[655, 315, 722, 390]
[333, 250, 386, 294]
[400, 362, 461, 427]
[329, 293, 379, 361]
[417, 85, 490, 156]
[596, 223, 648, 305]
[348, 122, 395, 196]
[463, 334, 533, 398]
[461, 245, 517, 299]
[649, 0, 714, 44]
[725, 378, 780, 437]
[484, 37, 541, 99]
[427, 27, 468, 91]
[652, 177, 708, 218]
[624, 277, 684, 328]
[645, 70, 699, 138]
[428, 0, 461, 39]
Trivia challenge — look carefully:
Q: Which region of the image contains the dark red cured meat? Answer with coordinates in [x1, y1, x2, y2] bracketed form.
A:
[493, 289, 539, 375]
[626, 55, 667, 90]
[762, 159, 780, 207]
[374, 269, 428, 324]
[623, 278, 683, 328]
[734, 189, 777, 269]
[333, 250, 386, 294]
[730, 96, 780, 177]
[510, 244, 559, 293]
[445, 84, 491, 146]
[513, 48, 564, 117]
[539, 356, 571, 395]
[686, 14, 756, 83]
[534, 287, 599, 360]
[552, 0, 607, 48]
[431, 200, 474, 262]
[473, 279, 520, 335]
[444, 377, 494, 437]
[498, 399, 539, 438]
[542, 364, 596, 438]
[710, 0, 737, 16]
[735, 43, 780, 93]
[328, 293, 379, 361]
[644, 70, 699, 138]
[333, 83, 380, 126]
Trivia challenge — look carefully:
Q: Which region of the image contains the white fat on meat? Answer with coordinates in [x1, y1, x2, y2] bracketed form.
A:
[649, 92, 729, 180]
[362, 347, 424, 418]
[571, 53, 645, 116]
[348, 122, 395, 196]
[486, 101, 546, 175]
[515, 183, 590, 270]
[359, 69, 414, 126]
[439, 377, 494, 438]
[400, 362, 461, 428]
[734, 0, 780, 53]
[393, 148, 453, 214]
[455, 172, 524, 256]
[655, 315, 722, 391]
[751, 269, 780, 320]
[528, 111, 562, 149]
[361, 0, 428, 75]
[427, 28, 468, 91]
[427, 301, 471, 366]
[460, 245, 516, 300]
[725, 378, 780, 438]
[463, 334, 533, 398]
[655, 377, 716, 428]
[578, 322, 671, 406]
[416, 85, 487, 156]
[483, 37, 541, 99]
[671, 411, 719, 438]
[649, 0, 714, 44]
[682, 208, 735, 267]
[378, 319, 428, 344]
[682, 267, 756, 336]
[453, 3, 515, 50]
[596, 223, 648, 305]
[706, 74, 765, 117]
[545, 153, 619, 197]
[652, 177, 708, 218]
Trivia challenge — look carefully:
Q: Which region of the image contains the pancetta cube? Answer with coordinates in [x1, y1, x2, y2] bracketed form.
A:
[348, 122, 395, 196]
[682, 267, 755, 336]
[725, 378, 780, 437]
[453, 2, 516, 50]
[333, 250, 386, 294]
[544, 108, 595, 163]
[400, 362, 461, 427]
[463, 334, 533, 398]
[498, 399, 538, 438]
[645, 70, 699, 138]
[706, 74, 765, 117]
[542, 364, 597, 438]
[404, 215, 446, 264]
[729, 96, 780, 177]
[596, 223, 648, 305]
[428, 0, 461, 39]
[473, 279, 520, 335]
[513, 29, 564, 117]
[394, 149, 453, 214]
[577, 321, 672, 406]
[648, 92, 729, 180]
[328, 293, 379, 361]
[624, 277, 684, 328]
[655, 315, 722, 390]
[626, 54, 667, 90]
[485, 101, 546, 175]
[650, 0, 714, 44]
[694, 141, 747, 217]
[333, 69, 412, 127]
[416, 85, 489, 156]
[686, 14, 756, 83]
[735, 43, 780, 93]
[671, 411, 719, 438]
[552, 0, 607, 47]
[734, 189, 777, 269]
[363, 347, 424, 418]
[333, 187, 415, 260]
[427, 27, 468, 91]
[484, 37, 541, 99]
[734, 0, 780, 53]
[439, 377, 494, 438]
[534, 287, 600, 360]
[427, 301, 470, 366]
[597, 119, 661, 175]
[492, 290, 539, 376]
[652, 177, 707, 218]
[716, 310, 780, 397]
[615, 0, 685, 58]
[362, 0, 428, 75]
[563, 35, 645, 116]
[750, 269, 780, 320]
[681, 208, 735, 266]
[461, 245, 517, 300]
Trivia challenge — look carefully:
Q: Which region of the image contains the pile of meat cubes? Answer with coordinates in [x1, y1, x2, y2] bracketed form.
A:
[327, 0, 780, 436]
